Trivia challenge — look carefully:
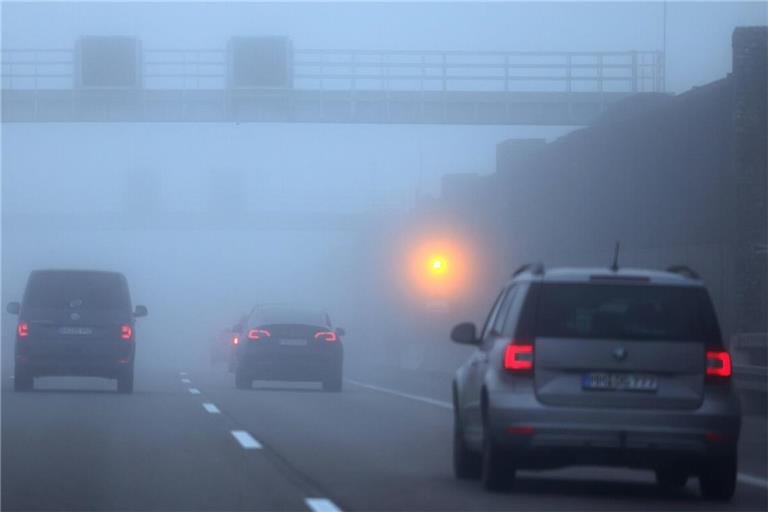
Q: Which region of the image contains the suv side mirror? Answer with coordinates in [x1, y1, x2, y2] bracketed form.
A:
[335, 327, 346, 337]
[6, 302, 20, 315]
[451, 322, 479, 345]
[134, 305, 148, 318]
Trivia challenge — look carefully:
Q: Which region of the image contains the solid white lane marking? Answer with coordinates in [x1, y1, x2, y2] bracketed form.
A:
[305, 498, 342, 512]
[344, 379, 451, 410]
[181, 378, 191, 384]
[189, 388, 201, 395]
[202, 403, 220, 414]
[738, 473, 768, 489]
[231, 430, 262, 449]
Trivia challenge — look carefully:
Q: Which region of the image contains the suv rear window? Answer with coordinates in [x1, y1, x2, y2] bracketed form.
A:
[24, 271, 130, 311]
[535, 283, 721, 342]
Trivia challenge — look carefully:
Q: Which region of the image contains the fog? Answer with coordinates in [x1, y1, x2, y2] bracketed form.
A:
[0, 3, 765, 382]
[2, 1, 767, 510]
[2, 1, 766, 374]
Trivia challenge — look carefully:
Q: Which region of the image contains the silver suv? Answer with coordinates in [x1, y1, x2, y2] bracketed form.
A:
[451, 264, 741, 500]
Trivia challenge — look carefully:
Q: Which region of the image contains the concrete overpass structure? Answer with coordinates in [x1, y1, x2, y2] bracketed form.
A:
[2, 37, 664, 125]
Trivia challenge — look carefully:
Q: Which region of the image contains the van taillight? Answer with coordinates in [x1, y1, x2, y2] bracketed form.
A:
[248, 329, 271, 340]
[121, 325, 133, 340]
[504, 342, 534, 371]
[17, 322, 29, 337]
[706, 350, 731, 378]
[314, 331, 337, 342]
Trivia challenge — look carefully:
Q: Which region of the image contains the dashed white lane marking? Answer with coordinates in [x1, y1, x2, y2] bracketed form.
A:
[231, 430, 262, 449]
[189, 388, 201, 395]
[181, 378, 191, 384]
[345, 379, 451, 410]
[738, 473, 768, 489]
[305, 498, 343, 512]
[202, 402, 220, 414]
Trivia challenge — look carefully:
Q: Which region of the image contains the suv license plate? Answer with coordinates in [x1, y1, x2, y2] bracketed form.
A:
[583, 372, 658, 392]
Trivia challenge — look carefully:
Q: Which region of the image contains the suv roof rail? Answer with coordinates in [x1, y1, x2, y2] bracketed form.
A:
[666, 265, 700, 279]
[512, 262, 545, 277]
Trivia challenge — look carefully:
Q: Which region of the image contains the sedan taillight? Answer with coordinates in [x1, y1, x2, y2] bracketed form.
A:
[248, 329, 271, 340]
[504, 342, 533, 371]
[706, 350, 731, 378]
[314, 331, 337, 342]
[17, 322, 29, 337]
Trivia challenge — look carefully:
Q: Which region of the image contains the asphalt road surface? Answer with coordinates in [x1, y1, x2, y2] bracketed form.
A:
[3, 363, 767, 511]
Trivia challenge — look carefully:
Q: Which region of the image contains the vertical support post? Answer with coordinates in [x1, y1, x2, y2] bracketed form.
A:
[631, 51, 638, 92]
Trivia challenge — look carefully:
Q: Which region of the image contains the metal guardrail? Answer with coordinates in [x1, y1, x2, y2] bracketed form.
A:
[2, 47, 665, 94]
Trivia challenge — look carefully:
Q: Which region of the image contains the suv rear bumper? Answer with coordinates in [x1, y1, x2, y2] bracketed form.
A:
[487, 391, 740, 468]
[16, 354, 133, 378]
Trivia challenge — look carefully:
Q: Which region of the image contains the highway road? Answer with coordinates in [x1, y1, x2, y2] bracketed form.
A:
[3, 362, 767, 511]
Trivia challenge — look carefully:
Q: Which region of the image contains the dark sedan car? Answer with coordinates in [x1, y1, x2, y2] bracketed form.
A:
[232, 304, 345, 391]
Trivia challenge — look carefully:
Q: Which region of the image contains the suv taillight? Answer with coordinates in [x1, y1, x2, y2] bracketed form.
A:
[706, 350, 731, 378]
[17, 322, 29, 337]
[247, 329, 271, 340]
[314, 331, 337, 342]
[121, 325, 133, 340]
[504, 341, 534, 371]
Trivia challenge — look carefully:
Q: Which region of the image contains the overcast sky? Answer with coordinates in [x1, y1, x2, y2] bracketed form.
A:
[2, 1, 766, 212]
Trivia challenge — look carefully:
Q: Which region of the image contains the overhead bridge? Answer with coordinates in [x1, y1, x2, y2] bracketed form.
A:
[2, 37, 665, 125]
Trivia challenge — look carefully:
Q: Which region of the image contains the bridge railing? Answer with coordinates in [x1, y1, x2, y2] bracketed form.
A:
[2, 47, 665, 93]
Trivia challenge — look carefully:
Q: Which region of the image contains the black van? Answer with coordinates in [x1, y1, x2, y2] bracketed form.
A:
[7, 270, 148, 393]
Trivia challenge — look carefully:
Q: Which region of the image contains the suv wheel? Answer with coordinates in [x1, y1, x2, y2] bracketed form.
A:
[117, 367, 134, 394]
[655, 467, 688, 490]
[13, 368, 33, 392]
[700, 454, 737, 501]
[481, 410, 515, 491]
[453, 408, 481, 479]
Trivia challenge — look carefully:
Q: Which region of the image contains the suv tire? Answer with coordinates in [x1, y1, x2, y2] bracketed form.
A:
[453, 409, 481, 479]
[481, 412, 515, 491]
[700, 453, 737, 501]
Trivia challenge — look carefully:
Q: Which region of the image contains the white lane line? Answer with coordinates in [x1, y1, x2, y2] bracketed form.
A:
[344, 379, 451, 410]
[202, 402, 220, 414]
[179, 371, 187, 376]
[188, 388, 201, 395]
[305, 498, 343, 512]
[231, 430, 262, 449]
[738, 473, 768, 489]
[181, 378, 191, 384]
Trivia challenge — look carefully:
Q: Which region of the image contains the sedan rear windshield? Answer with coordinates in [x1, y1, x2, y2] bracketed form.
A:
[535, 283, 721, 342]
[250, 308, 329, 327]
[24, 272, 130, 311]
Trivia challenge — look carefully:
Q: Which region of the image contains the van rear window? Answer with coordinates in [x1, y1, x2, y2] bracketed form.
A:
[535, 283, 721, 342]
[24, 272, 130, 311]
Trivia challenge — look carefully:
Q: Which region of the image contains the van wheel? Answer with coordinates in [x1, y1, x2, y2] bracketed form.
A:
[481, 413, 515, 491]
[13, 369, 33, 392]
[235, 369, 251, 390]
[453, 409, 481, 479]
[700, 454, 737, 501]
[117, 367, 134, 394]
[655, 467, 688, 490]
